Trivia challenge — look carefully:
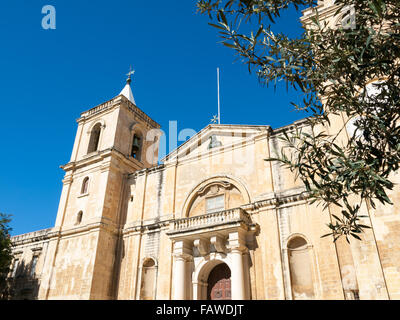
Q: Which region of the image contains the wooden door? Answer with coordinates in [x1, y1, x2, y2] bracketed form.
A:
[207, 263, 231, 300]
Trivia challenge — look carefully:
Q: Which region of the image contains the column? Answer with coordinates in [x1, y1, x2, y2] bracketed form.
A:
[172, 240, 192, 300]
[174, 256, 187, 300]
[228, 231, 247, 300]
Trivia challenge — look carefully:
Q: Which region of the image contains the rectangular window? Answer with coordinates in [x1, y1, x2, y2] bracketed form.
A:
[30, 256, 38, 277]
[206, 195, 225, 214]
[11, 259, 19, 278]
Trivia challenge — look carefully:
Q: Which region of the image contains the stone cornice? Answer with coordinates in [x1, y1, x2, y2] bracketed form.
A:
[60, 147, 143, 173]
[11, 228, 53, 246]
[127, 164, 166, 180]
[253, 128, 272, 142]
[122, 219, 171, 236]
[56, 221, 119, 238]
[120, 96, 161, 129]
[11, 220, 121, 246]
[123, 190, 310, 236]
[78, 95, 160, 130]
[11, 189, 311, 245]
[301, 2, 338, 23]
[270, 118, 310, 136]
[80, 98, 117, 119]
[243, 189, 310, 212]
[33, 220, 120, 241]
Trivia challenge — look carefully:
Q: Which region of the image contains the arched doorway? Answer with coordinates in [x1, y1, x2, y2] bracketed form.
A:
[207, 263, 232, 300]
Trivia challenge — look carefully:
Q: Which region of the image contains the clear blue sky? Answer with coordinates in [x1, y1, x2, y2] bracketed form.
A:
[0, 1, 308, 236]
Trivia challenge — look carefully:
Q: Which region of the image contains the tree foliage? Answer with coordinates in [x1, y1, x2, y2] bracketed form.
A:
[197, 0, 400, 241]
[0, 213, 12, 297]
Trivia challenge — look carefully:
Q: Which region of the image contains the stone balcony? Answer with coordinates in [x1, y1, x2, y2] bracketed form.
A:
[167, 208, 256, 240]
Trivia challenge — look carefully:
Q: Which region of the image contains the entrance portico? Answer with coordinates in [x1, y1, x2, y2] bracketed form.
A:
[167, 208, 258, 300]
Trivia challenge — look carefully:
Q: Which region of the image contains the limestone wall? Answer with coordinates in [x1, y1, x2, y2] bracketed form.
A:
[9, 113, 400, 300]
[8, 228, 52, 300]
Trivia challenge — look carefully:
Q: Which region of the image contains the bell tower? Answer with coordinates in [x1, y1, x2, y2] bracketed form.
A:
[38, 71, 161, 300]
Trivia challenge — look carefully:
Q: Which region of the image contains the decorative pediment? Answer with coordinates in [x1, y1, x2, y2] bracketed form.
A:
[162, 124, 270, 164]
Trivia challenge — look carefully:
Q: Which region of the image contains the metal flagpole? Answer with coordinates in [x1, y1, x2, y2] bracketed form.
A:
[217, 68, 221, 124]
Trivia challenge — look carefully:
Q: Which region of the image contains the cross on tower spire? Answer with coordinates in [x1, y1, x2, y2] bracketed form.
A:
[126, 66, 135, 84]
[119, 66, 136, 105]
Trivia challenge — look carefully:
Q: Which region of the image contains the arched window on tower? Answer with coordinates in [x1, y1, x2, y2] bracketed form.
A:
[81, 177, 89, 195]
[87, 123, 102, 154]
[287, 236, 315, 300]
[131, 133, 143, 161]
[139, 258, 157, 300]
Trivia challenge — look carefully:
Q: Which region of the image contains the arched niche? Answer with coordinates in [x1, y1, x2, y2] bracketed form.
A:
[287, 235, 315, 300]
[139, 257, 157, 300]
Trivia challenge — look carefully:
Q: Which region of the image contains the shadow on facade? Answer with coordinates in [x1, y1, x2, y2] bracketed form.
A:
[0, 261, 39, 300]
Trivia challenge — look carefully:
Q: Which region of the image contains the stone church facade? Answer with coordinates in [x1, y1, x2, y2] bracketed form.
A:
[7, 0, 400, 300]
